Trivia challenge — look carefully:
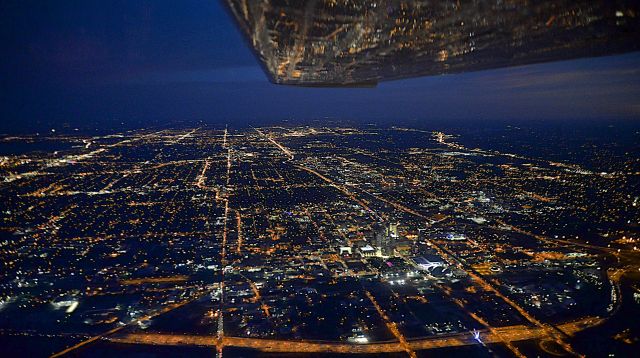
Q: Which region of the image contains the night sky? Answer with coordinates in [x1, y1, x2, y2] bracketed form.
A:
[2, 0, 640, 133]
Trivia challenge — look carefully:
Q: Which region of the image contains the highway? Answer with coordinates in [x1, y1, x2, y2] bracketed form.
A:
[107, 317, 603, 354]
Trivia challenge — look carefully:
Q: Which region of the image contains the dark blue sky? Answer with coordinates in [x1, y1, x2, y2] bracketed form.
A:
[2, 0, 639, 132]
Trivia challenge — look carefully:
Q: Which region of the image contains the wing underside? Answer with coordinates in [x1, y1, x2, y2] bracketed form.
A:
[224, 0, 640, 87]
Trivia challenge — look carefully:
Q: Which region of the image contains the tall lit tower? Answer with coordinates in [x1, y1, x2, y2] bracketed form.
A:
[389, 222, 398, 239]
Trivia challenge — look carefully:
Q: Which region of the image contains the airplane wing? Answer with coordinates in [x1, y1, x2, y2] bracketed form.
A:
[224, 0, 640, 87]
